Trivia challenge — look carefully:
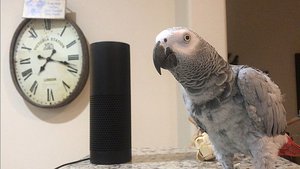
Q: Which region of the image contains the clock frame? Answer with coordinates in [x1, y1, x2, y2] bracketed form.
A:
[9, 17, 89, 108]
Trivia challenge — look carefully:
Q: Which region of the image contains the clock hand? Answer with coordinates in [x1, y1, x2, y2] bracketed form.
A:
[56, 60, 75, 66]
[38, 50, 70, 65]
[37, 55, 46, 60]
[38, 49, 57, 75]
[38, 63, 46, 75]
[49, 49, 56, 58]
[37, 49, 56, 60]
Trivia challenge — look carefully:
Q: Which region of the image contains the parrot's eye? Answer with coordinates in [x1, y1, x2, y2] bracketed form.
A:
[183, 34, 191, 43]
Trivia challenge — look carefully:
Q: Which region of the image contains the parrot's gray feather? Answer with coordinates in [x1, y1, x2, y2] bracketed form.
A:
[182, 87, 207, 132]
[237, 67, 287, 136]
[153, 27, 288, 169]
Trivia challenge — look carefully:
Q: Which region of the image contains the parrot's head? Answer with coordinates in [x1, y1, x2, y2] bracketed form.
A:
[153, 27, 219, 79]
[153, 27, 198, 75]
[153, 27, 231, 95]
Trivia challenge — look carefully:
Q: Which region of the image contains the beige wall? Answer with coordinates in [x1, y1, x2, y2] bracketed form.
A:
[1, 0, 227, 168]
[227, 0, 300, 149]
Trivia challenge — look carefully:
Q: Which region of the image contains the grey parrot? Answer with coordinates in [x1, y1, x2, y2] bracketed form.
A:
[153, 27, 300, 169]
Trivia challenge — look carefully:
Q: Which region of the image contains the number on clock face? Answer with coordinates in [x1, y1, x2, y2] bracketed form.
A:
[12, 19, 85, 107]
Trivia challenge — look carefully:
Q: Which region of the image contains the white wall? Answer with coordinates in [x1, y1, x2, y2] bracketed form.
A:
[1, 0, 227, 168]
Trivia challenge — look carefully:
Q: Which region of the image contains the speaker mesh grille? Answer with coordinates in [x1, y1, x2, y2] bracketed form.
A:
[90, 95, 131, 151]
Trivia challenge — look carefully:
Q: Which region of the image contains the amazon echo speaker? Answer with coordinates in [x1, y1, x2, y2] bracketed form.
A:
[90, 41, 131, 164]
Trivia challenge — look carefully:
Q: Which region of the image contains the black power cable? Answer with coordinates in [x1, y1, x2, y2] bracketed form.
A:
[54, 158, 90, 169]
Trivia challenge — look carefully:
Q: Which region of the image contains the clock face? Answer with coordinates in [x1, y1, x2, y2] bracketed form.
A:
[10, 19, 89, 108]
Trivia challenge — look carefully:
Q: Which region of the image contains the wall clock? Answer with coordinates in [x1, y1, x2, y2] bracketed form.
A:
[10, 17, 89, 108]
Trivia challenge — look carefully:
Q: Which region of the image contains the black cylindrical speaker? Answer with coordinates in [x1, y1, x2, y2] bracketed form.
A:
[90, 41, 131, 164]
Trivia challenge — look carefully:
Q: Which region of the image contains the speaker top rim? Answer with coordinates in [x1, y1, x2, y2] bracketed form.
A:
[90, 41, 129, 47]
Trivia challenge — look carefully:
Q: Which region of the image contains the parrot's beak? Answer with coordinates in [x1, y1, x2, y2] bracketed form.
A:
[153, 41, 178, 75]
[153, 41, 165, 75]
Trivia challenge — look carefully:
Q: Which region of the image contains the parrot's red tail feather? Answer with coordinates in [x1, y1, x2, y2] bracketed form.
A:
[278, 136, 300, 157]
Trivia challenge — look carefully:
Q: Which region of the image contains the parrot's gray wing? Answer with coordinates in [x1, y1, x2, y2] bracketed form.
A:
[237, 66, 287, 136]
